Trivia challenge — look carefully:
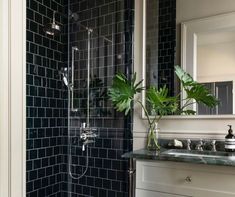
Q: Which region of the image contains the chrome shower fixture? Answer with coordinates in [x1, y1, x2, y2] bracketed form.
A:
[80, 122, 98, 151]
[62, 72, 69, 87]
[68, 122, 98, 180]
[44, 11, 61, 36]
[60, 67, 70, 88]
[62, 75, 68, 86]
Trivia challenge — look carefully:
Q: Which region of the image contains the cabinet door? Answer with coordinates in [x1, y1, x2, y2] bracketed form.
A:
[136, 189, 190, 197]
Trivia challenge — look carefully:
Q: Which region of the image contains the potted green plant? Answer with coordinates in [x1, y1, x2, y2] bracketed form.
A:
[108, 65, 219, 150]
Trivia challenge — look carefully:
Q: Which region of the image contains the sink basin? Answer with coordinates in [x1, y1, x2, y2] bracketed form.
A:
[162, 149, 235, 159]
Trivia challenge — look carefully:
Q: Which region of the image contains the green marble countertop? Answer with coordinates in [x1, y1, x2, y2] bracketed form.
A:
[122, 148, 235, 167]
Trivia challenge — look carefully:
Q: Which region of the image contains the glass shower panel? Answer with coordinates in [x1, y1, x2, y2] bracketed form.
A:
[65, 0, 134, 196]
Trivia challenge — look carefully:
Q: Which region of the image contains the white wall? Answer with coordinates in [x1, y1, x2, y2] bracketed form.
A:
[134, 0, 235, 150]
[197, 41, 235, 82]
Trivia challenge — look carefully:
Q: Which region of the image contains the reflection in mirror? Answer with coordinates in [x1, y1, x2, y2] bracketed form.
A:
[144, 0, 235, 116]
[145, 0, 159, 88]
[144, 0, 176, 93]
[197, 31, 235, 114]
[181, 11, 235, 115]
[144, 0, 176, 114]
[178, 0, 235, 116]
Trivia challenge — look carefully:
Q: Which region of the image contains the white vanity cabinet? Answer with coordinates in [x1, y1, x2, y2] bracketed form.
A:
[136, 160, 235, 197]
[136, 189, 188, 197]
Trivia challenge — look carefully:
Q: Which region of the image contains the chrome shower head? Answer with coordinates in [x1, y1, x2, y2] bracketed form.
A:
[44, 11, 61, 36]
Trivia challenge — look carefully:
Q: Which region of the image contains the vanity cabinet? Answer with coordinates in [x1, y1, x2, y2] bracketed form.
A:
[136, 160, 235, 197]
[136, 189, 188, 197]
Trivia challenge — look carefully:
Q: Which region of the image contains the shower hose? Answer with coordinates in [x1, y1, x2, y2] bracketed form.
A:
[68, 142, 89, 179]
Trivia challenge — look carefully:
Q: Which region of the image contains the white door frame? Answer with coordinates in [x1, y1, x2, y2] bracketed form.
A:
[0, 0, 26, 196]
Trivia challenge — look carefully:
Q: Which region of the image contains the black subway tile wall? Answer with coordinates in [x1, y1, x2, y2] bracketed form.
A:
[158, 0, 176, 96]
[60, 0, 134, 196]
[26, 0, 67, 196]
[26, 0, 134, 196]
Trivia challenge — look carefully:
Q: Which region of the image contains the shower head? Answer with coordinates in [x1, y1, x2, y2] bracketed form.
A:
[69, 10, 79, 22]
[44, 23, 61, 35]
[44, 11, 61, 36]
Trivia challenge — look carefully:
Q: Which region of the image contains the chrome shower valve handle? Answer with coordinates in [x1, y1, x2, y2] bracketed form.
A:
[80, 123, 98, 151]
[80, 133, 87, 141]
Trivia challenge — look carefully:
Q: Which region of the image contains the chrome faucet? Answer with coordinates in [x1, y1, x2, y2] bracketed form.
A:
[186, 139, 191, 150]
[211, 140, 216, 152]
[195, 139, 204, 151]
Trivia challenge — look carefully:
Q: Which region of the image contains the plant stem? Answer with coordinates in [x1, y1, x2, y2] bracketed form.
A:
[156, 114, 163, 124]
[137, 100, 152, 126]
[150, 114, 162, 129]
[175, 91, 182, 98]
[181, 98, 191, 108]
[181, 101, 196, 110]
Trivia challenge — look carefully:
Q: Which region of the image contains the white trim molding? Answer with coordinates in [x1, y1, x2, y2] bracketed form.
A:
[0, 1, 10, 195]
[0, 0, 26, 196]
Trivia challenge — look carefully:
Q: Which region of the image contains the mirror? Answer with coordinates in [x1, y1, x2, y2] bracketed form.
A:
[144, 0, 235, 116]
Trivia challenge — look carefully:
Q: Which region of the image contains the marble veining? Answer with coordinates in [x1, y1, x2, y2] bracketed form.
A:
[123, 148, 235, 167]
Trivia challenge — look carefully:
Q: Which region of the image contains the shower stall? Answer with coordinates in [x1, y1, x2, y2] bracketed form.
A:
[26, 0, 134, 196]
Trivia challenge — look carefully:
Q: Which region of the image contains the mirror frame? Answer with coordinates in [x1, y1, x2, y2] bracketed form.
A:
[142, 0, 147, 118]
[142, 8, 235, 119]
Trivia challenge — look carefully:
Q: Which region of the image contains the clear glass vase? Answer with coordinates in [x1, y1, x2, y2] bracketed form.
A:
[146, 124, 160, 150]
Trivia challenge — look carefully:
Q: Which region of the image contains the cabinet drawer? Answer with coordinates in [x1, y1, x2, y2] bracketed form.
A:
[136, 160, 235, 197]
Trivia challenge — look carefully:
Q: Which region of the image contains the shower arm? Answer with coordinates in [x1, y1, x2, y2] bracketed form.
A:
[71, 46, 79, 112]
[53, 11, 56, 24]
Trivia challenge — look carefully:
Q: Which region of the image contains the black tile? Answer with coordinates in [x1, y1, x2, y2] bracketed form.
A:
[30, 0, 38, 12]
[26, 0, 134, 196]
[27, 9, 34, 20]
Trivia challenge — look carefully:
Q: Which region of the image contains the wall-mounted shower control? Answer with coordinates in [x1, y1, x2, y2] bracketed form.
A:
[80, 123, 98, 151]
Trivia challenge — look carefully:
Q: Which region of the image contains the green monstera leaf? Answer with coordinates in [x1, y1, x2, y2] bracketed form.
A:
[108, 72, 143, 115]
[108, 66, 219, 118]
[146, 85, 178, 117]
[175, 65, 219, 110]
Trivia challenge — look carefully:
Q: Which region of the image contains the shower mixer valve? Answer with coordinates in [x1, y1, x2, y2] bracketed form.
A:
[80, 123, 98, 151]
